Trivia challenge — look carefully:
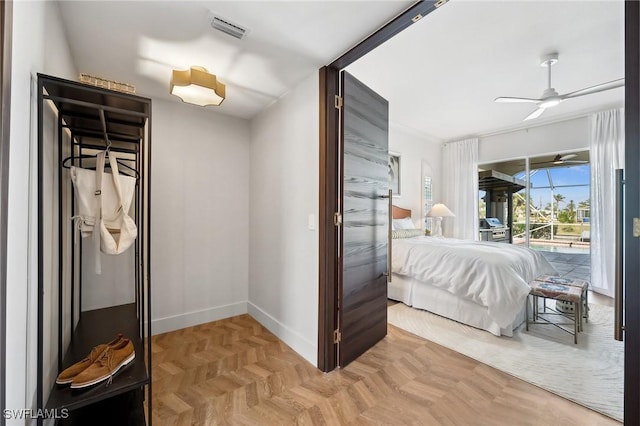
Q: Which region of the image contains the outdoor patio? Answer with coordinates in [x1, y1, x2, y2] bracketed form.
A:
[538, 250, 591, 282]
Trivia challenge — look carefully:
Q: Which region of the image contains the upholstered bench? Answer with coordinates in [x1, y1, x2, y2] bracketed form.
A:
[535, 275, 589, 323]
[526, 280, 583, 344]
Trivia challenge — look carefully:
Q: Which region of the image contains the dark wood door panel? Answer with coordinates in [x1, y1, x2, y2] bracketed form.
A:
[340, 71, 389, 367]
[340, 278, 387, 364]
[625, 2, 640, 423]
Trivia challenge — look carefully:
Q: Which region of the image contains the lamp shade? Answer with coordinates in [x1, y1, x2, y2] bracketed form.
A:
[426, 203, 455, 217]
[170, 66, 226, 106]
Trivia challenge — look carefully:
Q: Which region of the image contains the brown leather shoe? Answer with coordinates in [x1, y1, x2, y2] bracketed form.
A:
[70, 338, 135, 389]
[55, 333, 124, 385]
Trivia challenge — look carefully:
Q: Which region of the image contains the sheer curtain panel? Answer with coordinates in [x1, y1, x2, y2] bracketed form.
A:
[590, 108, 624, 296]
[442, 138, 479, 240]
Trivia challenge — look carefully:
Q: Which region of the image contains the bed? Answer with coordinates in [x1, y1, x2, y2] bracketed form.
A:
[389, 206, 557, 336]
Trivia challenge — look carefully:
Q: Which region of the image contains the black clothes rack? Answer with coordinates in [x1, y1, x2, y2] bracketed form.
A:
[36, 74, 152, 425]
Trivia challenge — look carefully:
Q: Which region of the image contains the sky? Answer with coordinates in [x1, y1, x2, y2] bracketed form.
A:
[517, 165, 590, 211]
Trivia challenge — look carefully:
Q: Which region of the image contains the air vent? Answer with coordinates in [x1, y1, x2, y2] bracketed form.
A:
[209, 13, 249, 40]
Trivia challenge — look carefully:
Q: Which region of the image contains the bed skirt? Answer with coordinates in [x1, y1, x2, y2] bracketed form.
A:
[389, 273, 525, 337]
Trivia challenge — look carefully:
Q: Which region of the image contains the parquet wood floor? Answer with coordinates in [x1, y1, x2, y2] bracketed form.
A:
[147, 314, 620, 425]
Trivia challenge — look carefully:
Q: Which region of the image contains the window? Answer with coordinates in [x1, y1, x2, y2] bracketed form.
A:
[424, 176, 432, 231]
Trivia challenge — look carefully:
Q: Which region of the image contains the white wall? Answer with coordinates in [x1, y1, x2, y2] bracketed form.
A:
[248, 72, 319, 365]
[150, 99, 250, 334]
[478, 116, 590, 164]
[390, 123, 442, 227]
[80, 152, 137, 310]
[7, 0, 76, 422]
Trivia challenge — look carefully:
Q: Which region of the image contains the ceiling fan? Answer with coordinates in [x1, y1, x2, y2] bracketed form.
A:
[494, 53, 624, 121]
[532, 153, 588, 166]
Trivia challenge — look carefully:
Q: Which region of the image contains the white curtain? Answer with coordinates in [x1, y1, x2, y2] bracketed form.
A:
[590, 108, 624, 297]
[442, 138, 479, 240]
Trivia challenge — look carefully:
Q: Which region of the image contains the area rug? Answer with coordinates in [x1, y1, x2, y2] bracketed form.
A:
[388, 302, 623, 421]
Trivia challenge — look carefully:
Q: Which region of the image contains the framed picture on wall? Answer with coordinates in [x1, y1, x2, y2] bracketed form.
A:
[389, 152, 401, 196]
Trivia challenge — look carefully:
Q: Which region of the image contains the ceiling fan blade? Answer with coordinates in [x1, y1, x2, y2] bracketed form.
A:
[560, 78, 625, 99]
[559, 154, 577, 160]
[524, 107, 545, 121]
[531, 160, 553, 166]
[564, 160, 588, 164]
[494, 96, 540, 103]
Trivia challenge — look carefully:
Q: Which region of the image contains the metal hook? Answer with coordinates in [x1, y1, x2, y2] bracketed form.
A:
[99, 108, 112, 155]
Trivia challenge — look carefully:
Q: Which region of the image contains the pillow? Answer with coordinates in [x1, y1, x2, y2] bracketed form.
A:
[392, 218, 416, 230]
[392, 229, 423, 239]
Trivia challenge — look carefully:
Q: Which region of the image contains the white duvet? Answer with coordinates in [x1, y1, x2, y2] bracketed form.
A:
[392, 237, 557, 329]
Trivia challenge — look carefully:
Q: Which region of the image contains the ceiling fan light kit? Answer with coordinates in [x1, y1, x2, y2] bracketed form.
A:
[495, 51, 624, 121]
[537, 88, 562, 108]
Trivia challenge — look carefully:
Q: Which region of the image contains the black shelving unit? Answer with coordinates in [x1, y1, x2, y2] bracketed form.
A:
[46, 304, 147, 412]
[36, 74, 152, 425]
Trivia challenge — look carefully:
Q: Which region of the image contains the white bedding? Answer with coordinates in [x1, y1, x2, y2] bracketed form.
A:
[389, 273, 525, 336]
[392, 236, 557, 330]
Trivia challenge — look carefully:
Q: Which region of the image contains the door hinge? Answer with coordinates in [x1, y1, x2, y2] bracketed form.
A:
[334, 212, 342, 226]
[334, 95, 343, 109]
[634, 218, 640, 237]
[333, 329, 342, 344]
[435, 0, 448, 8]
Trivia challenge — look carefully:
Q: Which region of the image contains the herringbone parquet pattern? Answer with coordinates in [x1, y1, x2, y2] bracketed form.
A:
[148, 314, 619, 425]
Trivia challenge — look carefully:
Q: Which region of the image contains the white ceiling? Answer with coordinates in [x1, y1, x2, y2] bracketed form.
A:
[57, 1, 413, 120]
[347, 0, 625, 141]
[58, 1, 625, 139]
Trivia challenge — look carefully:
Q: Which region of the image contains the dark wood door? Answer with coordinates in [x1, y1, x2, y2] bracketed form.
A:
[625, 2, 640, 422]
[339, 71, 389, 367]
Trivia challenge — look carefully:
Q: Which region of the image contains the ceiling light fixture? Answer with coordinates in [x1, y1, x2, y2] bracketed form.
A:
[170, 66, 226, 106]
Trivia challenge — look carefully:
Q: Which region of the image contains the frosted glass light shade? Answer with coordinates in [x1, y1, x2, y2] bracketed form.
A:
[170, 66, 225, 106]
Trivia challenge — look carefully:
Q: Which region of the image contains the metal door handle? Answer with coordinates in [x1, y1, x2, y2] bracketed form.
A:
[615, 169, 624, 341]
[387, 189, 392, 283]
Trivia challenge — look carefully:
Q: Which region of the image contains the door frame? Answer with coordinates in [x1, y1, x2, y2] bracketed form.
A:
[318, 3, 640, 423]
[317, 0, 444, 372]
[0, 0, 12, 423]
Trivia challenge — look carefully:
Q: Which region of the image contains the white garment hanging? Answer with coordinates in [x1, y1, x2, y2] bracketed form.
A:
[70, 151, 137, 273]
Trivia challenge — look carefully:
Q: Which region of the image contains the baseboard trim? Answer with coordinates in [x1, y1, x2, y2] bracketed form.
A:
[151, 301, 248, 335]
[247, 302, 317, 366]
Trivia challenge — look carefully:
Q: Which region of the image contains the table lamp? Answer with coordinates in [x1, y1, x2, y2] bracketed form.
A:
[426, 203, 455, 237]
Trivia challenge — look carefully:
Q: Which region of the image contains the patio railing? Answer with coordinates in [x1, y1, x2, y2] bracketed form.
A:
[511, 221, 590, 247]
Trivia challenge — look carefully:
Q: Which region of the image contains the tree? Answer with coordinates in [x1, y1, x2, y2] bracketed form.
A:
[553, 193, 565, 210]
[558, 199, 576, 223]
[578, 199, 590, 209]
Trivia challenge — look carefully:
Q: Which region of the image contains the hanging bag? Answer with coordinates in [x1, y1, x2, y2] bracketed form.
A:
[70, 151, 137, 273]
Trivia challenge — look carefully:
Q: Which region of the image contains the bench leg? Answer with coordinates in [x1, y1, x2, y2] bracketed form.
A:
[585, 289, 589, 323]
[574, 301, 579, 344]
[526, 295, 529, 331]
[579, 299, 583, 332]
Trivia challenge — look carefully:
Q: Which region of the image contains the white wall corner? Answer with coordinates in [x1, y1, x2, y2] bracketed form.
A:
[247, 302, 317, 366]
[151, 301, 248, 336]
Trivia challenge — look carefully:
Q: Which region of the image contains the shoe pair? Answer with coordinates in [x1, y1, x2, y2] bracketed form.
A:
[56, 333, 136, 389]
